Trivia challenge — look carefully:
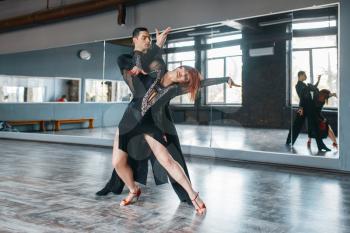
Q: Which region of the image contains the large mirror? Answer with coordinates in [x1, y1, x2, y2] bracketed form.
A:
[0, 42, 105, 135]
[0, 4, 339, 158]
[290, 5, 338, 157]
[85, 79, 131, 103]
[0, 75, 80, 103]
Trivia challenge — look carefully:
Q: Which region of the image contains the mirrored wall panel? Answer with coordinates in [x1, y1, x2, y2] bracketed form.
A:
[0, 42, 105, 136]
[290, 5, 339, 157]
[0, 3, 339, 159]
[85, 79, 131, 103]
[159, 11, 295, 155]
[0, 75, 80, 103]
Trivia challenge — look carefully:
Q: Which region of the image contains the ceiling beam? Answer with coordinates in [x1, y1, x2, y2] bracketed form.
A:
[0, 0, 150, 33]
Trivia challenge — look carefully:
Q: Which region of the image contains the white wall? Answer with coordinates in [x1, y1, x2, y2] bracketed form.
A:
[0, 0, 338, 54]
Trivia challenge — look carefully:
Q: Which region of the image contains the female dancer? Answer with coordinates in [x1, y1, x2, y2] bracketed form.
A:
[114, 64, 239, 214]
[97, 27, 203, 204]
[96, 27, 182, 198]
[307, 88, 338, 149]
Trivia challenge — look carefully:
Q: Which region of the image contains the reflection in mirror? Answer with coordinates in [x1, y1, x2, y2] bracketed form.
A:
[290, 5, 339, 157]
[0, 75, 80, 103]
[0, 4, 339, 156]
[99, 39, 134, 139]
[54, 78, 80, 102]
[150, 10, 295, 155]
[85, 79, 131, 103]
[167, 43, 195, 105]
[102, 10, 295, 155]
[0, 41, 105, 135]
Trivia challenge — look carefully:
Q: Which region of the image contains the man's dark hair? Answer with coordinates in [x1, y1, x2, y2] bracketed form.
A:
[132, 27, 149, 38]
[297, 71, 306, 78]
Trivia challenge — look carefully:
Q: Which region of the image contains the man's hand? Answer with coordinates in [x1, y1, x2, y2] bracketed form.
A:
[128, 66, 147, 76]
[228, 78, 241, 88]
[156, 27, 171, 48]
[297, 108, 304, 116]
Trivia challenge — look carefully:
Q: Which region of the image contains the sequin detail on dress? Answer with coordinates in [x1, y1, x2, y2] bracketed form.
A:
[141, 71, 176, 116]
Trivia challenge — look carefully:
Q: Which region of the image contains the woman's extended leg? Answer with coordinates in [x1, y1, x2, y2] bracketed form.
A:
[144, 134, 206, 214]
[112, 129, 140, 205]
[328, 125, 338, 148]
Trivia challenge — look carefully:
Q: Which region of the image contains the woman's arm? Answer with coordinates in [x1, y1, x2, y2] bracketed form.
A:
[177, 77, 240, 95]
[200, 77, 241, 88]
[142, 77, 240, 116]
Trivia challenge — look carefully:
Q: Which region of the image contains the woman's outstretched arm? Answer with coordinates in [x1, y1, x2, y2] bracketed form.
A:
[177, 77, 241, 96]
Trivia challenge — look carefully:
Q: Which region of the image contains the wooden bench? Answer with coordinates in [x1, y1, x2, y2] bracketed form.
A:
[7, 120, 46, 131]
[54, 118, 94, 131]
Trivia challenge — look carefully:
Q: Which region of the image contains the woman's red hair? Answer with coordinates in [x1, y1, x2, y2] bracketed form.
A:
[319, 89, 331, 104]
[182, 66, 202, 101]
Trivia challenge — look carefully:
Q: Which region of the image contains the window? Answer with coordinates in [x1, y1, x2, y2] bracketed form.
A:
[166, 40, 195, 105]
[0, 75, 80, 103]
[116, 81, 132, 102]
[85, 79, 131, 103]
[206, 44, 242, 105]
[165, 34, 243, 106]
[293, 19, 336, 30]
[292, 19, 338, 108]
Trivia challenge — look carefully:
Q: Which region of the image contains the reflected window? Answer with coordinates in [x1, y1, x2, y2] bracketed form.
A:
[85, 79, 131, 103]
[207, 34, 242, 44]
[0, 75, 80, 103]
[167, 40, 194, 48]
[54, 78, 80, 102]
[206, 41, 242, 105]
[293, 19, 336, 30]
[166, 40, 195, 105]
[292, 22, 338, 108]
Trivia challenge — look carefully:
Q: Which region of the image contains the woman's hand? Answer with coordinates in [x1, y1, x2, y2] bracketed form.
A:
[228, 77, 241, 88]
[156, 27, 171, 48]
[128, 66, 147, 76]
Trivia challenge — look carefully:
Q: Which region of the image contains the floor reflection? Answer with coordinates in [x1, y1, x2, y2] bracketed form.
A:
[36, 124, 339, 158]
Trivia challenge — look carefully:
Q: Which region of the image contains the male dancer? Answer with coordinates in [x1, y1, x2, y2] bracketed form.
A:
[286, 71, 330, 151]
[97, 27, 192, 203]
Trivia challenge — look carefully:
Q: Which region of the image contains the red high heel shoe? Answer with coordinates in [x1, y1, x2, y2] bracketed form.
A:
[191, 192, 206, 214]
[332, 142, 338, 149]
[120, 187, 141, 206]
[307, 139, 311, 147]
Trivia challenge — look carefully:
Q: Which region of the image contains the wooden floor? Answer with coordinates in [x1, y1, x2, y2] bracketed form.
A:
[0, 139, 349, 233]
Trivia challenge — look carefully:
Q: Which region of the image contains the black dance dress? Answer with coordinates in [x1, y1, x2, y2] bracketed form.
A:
[98, 45, 193, 202]
[116, 45, 171, 186]
[98, 45, 230, 203]
[307, 87, 329, 139]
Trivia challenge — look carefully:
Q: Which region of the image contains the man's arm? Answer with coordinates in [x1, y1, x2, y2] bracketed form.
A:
[314, 74, 322, 87]
[117, 54, 136, 93]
